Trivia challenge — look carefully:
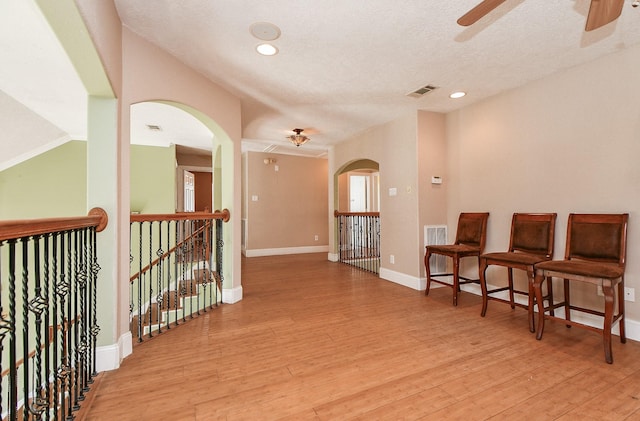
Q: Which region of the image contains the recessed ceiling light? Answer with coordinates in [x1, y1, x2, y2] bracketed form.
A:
[449, 91, 466, 99]
[256, 43, 278, 56]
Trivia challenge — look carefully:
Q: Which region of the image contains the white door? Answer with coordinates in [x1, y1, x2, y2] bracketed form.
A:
[184, 170, 195, 212]
[349, 174, 369, 212]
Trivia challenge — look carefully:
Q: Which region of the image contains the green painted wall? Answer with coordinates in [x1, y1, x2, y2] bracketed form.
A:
[130, 144, 175, 214]
[0, 142, 177, 219]
[0, 140, 87, 219]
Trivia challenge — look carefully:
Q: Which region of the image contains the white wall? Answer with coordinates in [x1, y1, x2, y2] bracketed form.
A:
[446, 43, 640, 321]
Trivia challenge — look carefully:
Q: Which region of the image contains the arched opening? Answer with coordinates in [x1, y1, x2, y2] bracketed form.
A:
[336, 159, 380, 213]
[334, 159, 381, 273]
[129, 101, 217, 214]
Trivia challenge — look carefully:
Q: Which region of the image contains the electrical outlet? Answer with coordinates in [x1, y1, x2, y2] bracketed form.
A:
[390, 255, 395, 264]
[625, 287, 635, 302]
[314, 235, 318, 241]
[599, 286, 635, 301]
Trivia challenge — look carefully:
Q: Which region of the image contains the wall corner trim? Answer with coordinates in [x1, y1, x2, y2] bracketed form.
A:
[95, 331, 132, 373]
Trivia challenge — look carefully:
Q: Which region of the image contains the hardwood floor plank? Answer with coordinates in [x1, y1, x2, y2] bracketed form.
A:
[81, 253, 640, 421]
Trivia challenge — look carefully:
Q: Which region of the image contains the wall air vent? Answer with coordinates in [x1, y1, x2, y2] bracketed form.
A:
[424, 225, 448, 273]
[407, 84, 439, 98]
[263, 144, 278, 153]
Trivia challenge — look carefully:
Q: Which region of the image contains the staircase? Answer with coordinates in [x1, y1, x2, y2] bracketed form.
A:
[131, 266, 222, 340]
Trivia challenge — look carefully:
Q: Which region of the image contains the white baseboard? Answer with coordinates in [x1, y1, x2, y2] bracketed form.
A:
[223, 285, 243, 303]
[244, 245, 329, 257]
[379, 267, 423, 290]
[328, 252, 339, 262]
[96, 331, 132, 373]
[448, 280, 640, 342]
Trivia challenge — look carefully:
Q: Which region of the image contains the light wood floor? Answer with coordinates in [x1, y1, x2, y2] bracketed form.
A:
[82, 253, 640, 420]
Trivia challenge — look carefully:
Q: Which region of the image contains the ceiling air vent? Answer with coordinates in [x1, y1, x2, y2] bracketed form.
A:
[146, 124, 162, 131]
[407, 84, 438, 98]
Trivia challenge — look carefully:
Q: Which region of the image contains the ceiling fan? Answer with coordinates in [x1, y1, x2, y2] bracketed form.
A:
[458, 0, 626, 32]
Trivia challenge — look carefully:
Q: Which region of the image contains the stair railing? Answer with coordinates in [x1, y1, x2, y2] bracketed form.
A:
[0, 208, 108, 421]
[334, 211, 381, 274]
[129, 209, 229, 342]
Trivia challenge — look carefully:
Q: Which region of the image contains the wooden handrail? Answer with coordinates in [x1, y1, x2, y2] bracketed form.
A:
[0, 207, 108, 241]
[130, 221, 211, 282]
[130, 209, 230, 223]
[334, 210, 380, 217]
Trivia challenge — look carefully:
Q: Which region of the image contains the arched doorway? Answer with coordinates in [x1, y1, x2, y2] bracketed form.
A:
[334, 159, 380, 273]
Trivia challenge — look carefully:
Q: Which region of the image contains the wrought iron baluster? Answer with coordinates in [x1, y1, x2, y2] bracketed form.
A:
[165, 220, 173, 328]
[6, 240, 18, 421]
[147, 222, 154, 338]
[90, 227, 101, 378]
[78, 228, 89, 401]
[43, 235, 52, 421]
[173, 220, 180, 325]
[180, 220, 187, 323]
[137, 222, 143, 342]
[28, 235, 48, 418]
[71, 229, 81, 412]
[155, 222, 163, 334]
[20, 238, 31, 420]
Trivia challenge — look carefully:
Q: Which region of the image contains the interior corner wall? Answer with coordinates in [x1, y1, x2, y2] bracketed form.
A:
[244, 152, 328, 255]
[332, 113, 421, 280]
[445, 44, 640, 321]
[120, 26, 242, 302]
[417, 111, 447, 277]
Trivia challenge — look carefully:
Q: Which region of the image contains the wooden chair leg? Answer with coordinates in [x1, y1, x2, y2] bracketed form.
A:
[547, 277, 555, 316]
[479, 259, 489, 317]
[507, 268, 515, 309]
[526, 268, 535, 333]
[618, 281, 626, 344]
[564, 278, 571, 328]
[533, 272, 546, 340]
[452, 257, 460, 306]
[603, 283, 615, 364]
[424, 250, 432, 296]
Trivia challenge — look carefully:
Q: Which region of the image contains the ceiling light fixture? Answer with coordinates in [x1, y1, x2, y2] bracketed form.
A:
[256, 43, 278, 56]
[449, 91, 466, 99]
[287, 128, 310, 147]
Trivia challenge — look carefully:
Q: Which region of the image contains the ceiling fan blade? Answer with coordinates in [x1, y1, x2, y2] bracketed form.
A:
[457, 0, 509, 26]
[585, 0, 624, 31]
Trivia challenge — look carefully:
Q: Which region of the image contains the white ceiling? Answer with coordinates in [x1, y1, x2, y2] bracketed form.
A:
[3, 0, 640, 163]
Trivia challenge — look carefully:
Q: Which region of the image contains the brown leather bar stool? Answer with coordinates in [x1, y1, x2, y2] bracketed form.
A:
[425, 212, 489, 306]
[479, 213, 557, 332]
[533, 213, 629, 364]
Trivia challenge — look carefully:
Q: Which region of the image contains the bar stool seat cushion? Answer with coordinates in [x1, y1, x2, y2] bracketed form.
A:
[482, 251, 549, 266]
[427, 244, 480, 255]
[536, 260, 624, 279]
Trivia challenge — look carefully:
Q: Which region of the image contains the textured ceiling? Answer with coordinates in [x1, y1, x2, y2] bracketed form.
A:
[3, 1, 640, 163]
[113, 0, 640, 155]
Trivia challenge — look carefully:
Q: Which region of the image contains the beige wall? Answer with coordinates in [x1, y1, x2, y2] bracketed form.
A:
[417, 111, 448, 277]
[244, 152, 328, 253]
[446, 44, 640, 320]
[331, 113, 426, 279]
[331, 44, 640, 318]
